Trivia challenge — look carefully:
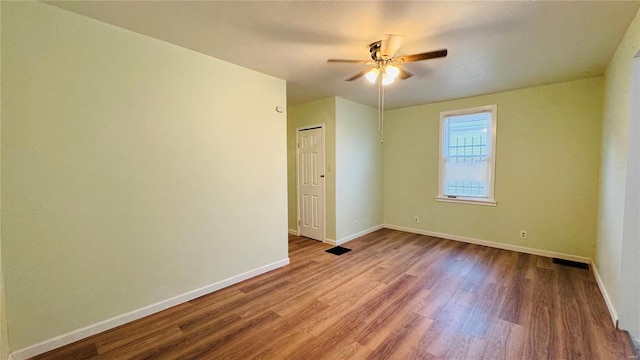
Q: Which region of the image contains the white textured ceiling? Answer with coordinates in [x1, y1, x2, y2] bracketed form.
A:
[48, 1, 640, 109]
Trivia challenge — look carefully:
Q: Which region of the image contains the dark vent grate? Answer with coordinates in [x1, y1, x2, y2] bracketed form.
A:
[552, 258, 589, 270]
[325, 246, 351, 256]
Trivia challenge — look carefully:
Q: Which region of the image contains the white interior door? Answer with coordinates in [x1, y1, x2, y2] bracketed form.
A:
[297, 126, 324, 241]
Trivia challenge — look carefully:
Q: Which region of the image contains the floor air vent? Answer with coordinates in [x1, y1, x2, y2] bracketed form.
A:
[325, 246, 351, 256]
[552, 258, 589, 270]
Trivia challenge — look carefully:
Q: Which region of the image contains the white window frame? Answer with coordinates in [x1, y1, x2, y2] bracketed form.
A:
[437, 104, 497, 206]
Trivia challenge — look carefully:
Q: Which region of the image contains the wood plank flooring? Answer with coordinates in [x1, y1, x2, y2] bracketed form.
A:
[31, 229, 636, 359]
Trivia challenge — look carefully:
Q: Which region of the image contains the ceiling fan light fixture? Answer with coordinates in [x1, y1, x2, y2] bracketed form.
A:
[381, 74, 394, 86]
[365, 68, 379, 83]
[382, 65, 400, 85]
[385, 65, 400, 80]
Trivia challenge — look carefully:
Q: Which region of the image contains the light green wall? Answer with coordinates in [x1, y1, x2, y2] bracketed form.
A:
[384, 77, 603, 258]
[0, 2, 8, 358]
[0, 272, 6, 360]
[0, 271, 6, 360]
[287, 98, 336, 239]
[2, 1, 287, 352]
[335, 98, 383, 240]
[596, 8, 640, 323]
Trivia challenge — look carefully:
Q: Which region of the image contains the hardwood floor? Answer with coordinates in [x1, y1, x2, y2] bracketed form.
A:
[32, 229, 635, 359]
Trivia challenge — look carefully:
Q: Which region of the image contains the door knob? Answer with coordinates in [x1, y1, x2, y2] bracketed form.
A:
[320, 175, 325, 178]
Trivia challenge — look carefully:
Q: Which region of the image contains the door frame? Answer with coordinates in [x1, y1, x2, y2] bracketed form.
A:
[618, 51, 640, 338]
[296, 123, 326, 242]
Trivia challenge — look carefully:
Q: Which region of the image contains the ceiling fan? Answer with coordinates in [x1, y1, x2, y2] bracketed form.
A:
[327, 35, 448, 143]
[327, 35, 448, 86]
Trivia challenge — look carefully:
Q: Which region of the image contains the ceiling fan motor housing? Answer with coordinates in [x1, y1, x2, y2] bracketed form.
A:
[369, 41, 382, 61]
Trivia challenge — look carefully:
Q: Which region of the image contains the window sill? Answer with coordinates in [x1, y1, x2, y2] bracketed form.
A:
[435, 196, 497, 207]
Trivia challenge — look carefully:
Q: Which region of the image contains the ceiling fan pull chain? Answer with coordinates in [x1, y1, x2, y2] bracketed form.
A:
[380, 77, 384, 144]
[378, 73, 382, 133]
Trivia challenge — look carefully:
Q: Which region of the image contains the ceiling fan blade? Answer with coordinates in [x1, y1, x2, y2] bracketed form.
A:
[399, 49, 448, 63]
[381, 35, 403, 58]
[327, 59, 372, 64]
[346, 68, 371, 81]
[398, 68, 413, 80]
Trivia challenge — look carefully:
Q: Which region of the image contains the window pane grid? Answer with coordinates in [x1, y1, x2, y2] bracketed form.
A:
[445, 180, 487, 196]
[448, 136, 488, 163]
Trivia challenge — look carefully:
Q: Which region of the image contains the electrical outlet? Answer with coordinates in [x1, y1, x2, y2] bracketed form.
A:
[520, 230, 527, 239]
[353, 219, 357, 228]
[414, 216, 420, 223]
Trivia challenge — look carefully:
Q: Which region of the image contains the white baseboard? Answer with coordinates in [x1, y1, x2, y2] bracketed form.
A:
[591, 260, 619, 327]
[288, 229, 298, 236]
[337, 225, 384, 246]
[323, 238, 337, 246]
[631, 335, 640, 352]
[383, 224, 591, 264]
[323, 225, 384, 247]
[9, 258, 290, 360]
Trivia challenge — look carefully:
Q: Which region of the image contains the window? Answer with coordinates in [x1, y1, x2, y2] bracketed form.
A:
[437, 104, 497, 205]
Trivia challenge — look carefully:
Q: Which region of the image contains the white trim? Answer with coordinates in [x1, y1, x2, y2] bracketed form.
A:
[9, 258, 290, 360]
[629, 335, 640, 352]
[288, 229, 298, 236]
[323, 238, 337, 246]
[591, 261, 619, 327]
[383, 224, 591, 264]
[325, 225, 384, 247]
[435, 196, 497, 206]
[295, 124, 326, 242]
[438, 104, 497, 204]
[618, 52, 640, 340]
